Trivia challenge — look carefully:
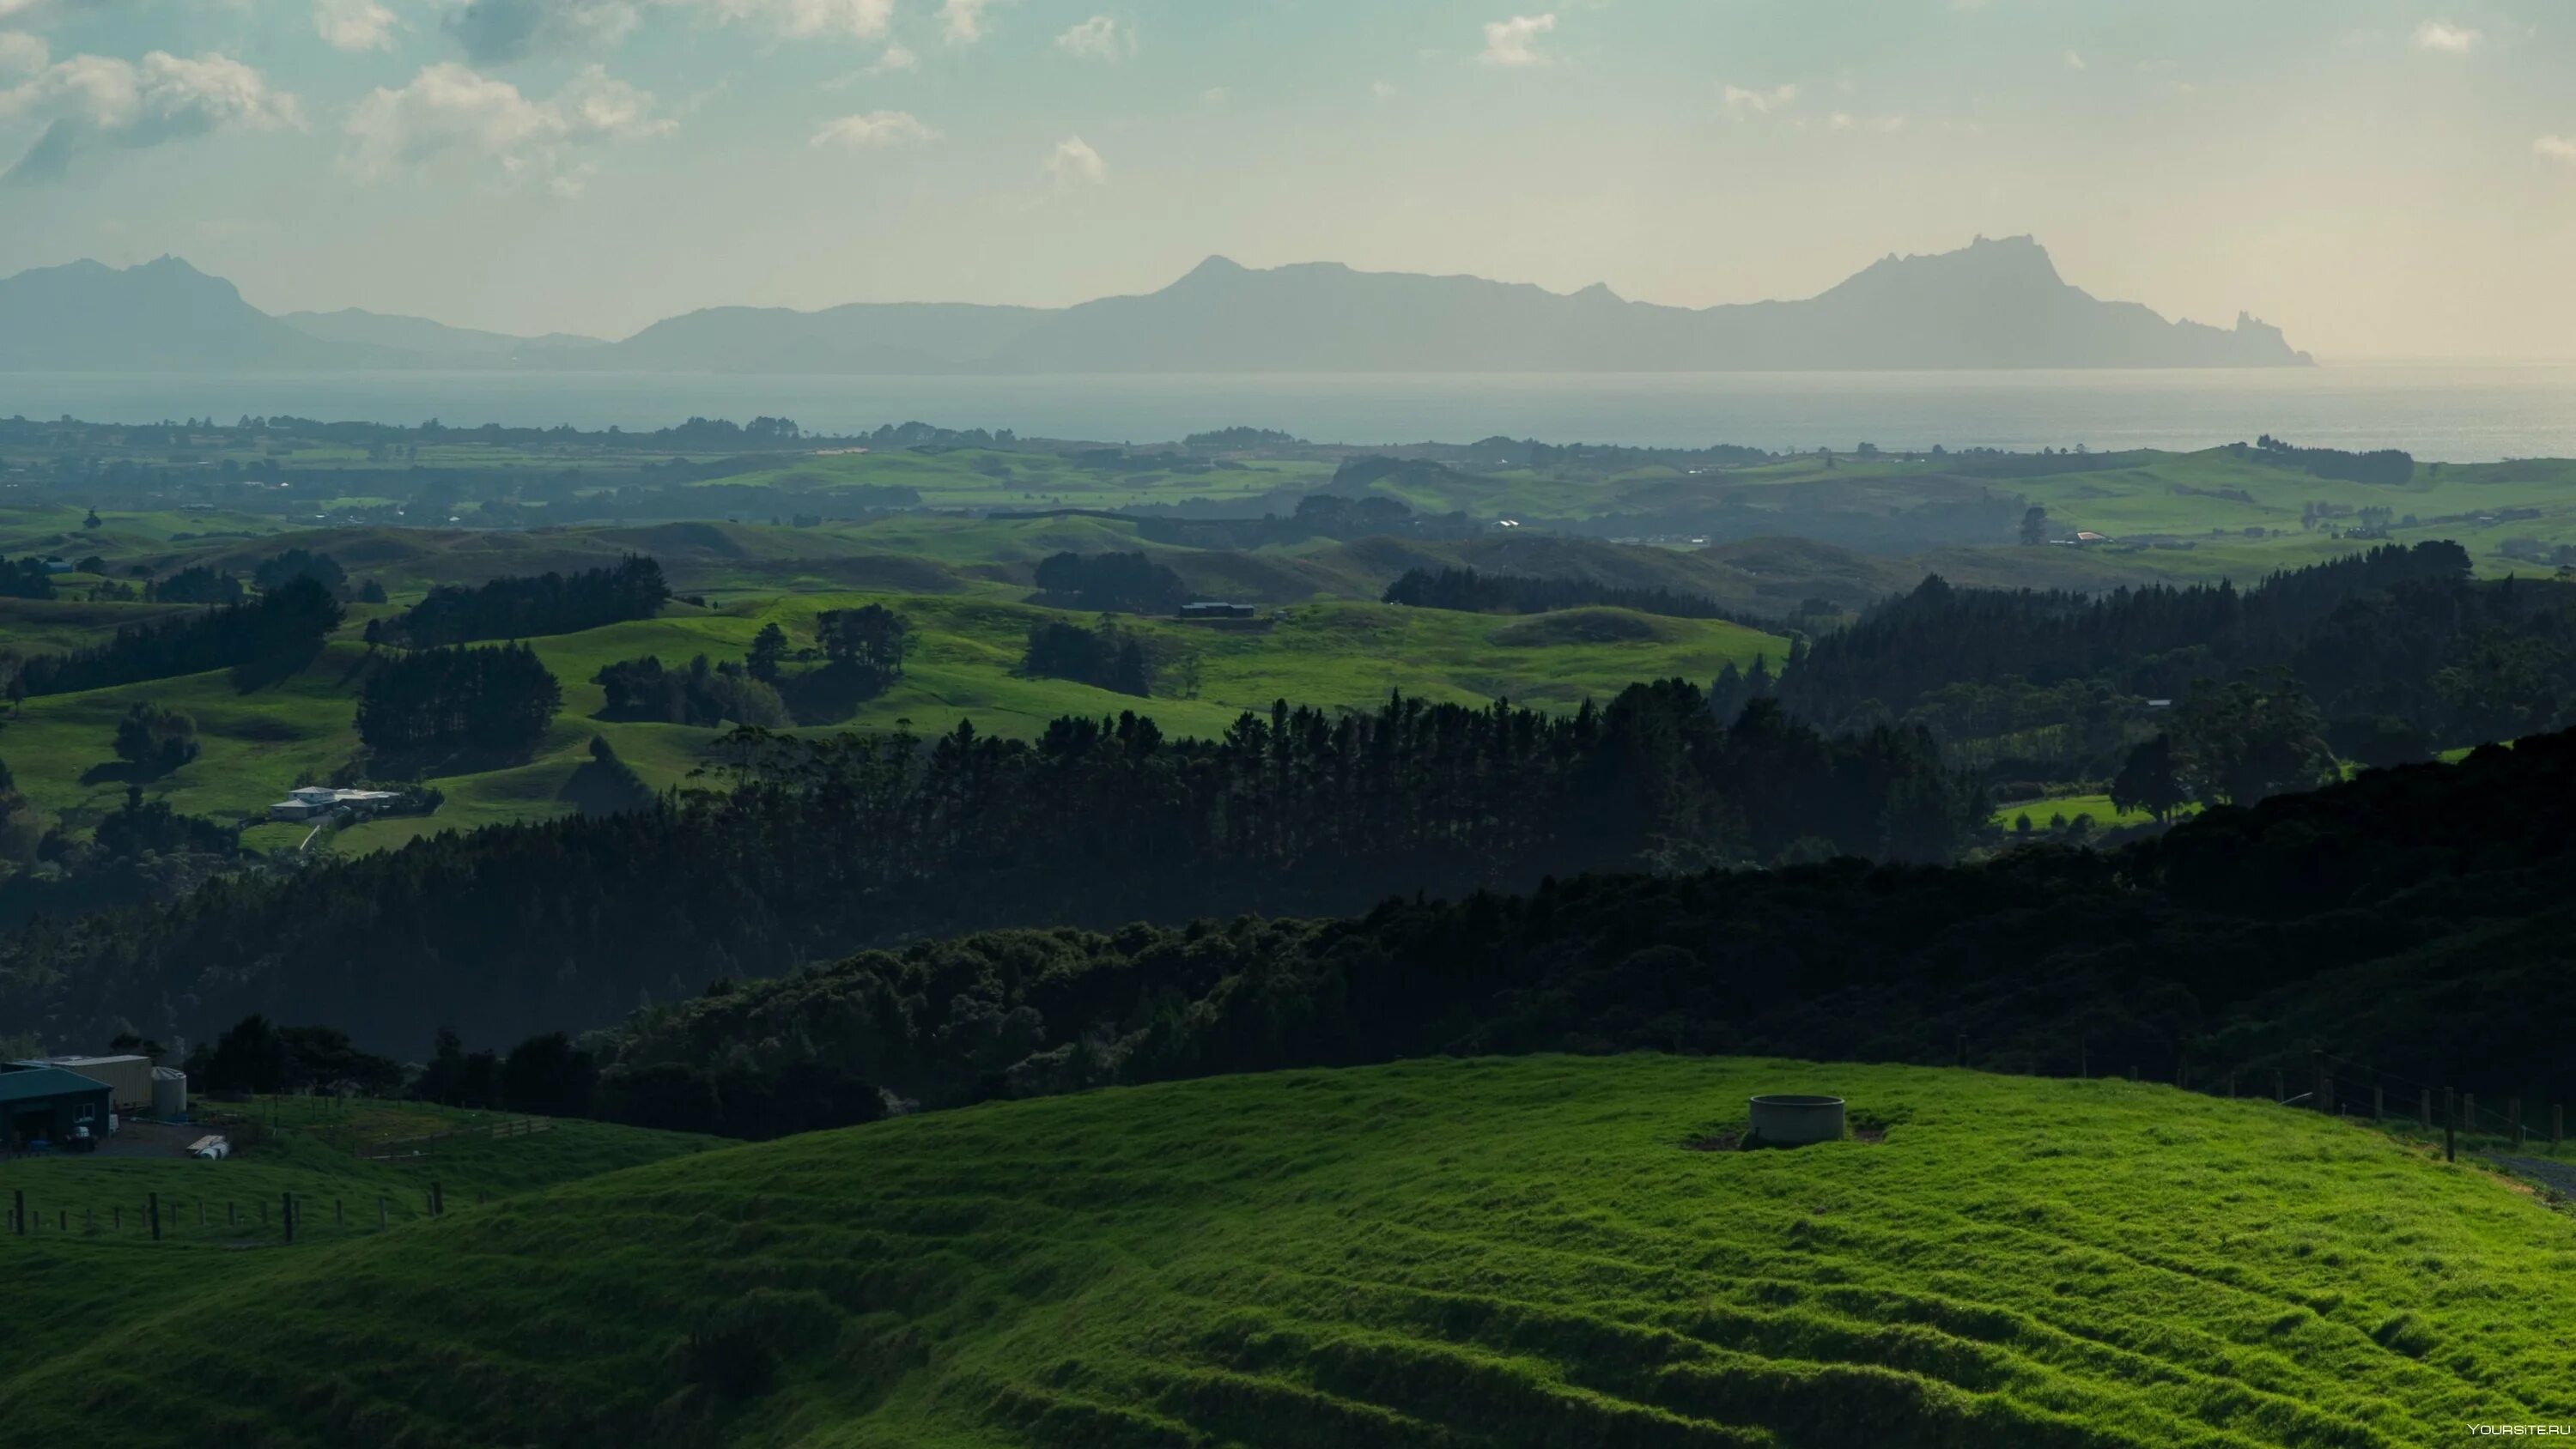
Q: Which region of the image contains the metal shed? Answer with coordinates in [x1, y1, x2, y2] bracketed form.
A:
[0, 1068, 113, 1152]
[8, 1054, 153, 1111]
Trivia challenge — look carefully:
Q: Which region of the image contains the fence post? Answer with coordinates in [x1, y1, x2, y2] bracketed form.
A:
[2372, 1085, 2384, 1123]
[10, 1188, 20, 1236]
[228, 1201, 236, 1228]
[378, 1198, 387, 1231]
[283, 1192, 295, 1246]
[2511, 1099, 2523, 1148]
[2466, 1093, 2477, 1138]
[2445, 1088, 2458, 1162]
[2274, 1069, 2286, 1103]
[2421, 1089, 2432, 1129]
[149, 1192, 161, 1242]
[2313, 1051, 2330, 1114]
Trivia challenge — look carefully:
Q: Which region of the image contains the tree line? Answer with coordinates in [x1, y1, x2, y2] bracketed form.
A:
[8, 579, 343, 697]
[166, 721, 2576, 1143]
[1382, 566, 1749, 622]
[0, 682, 1984, 1058]
[364, 556, 668, 649]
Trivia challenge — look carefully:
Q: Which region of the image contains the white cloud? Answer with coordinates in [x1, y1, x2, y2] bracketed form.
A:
[1055, 15, 1127, 61]
[445, 0, 894, 62]
[714, 0, 896, 40]
[342, 62, 671, 191]
[0, 49, 301, 185]
[1044, 133, 1104, 186]
[1199, 85, 1226, 105]
[2063, 49, 2085, 70]
[2411, 18, 2481, 52]
[1826, 110, 1854, 131]
[809, 108, 934, 148]
[870, 41, 916, 72]
[940, 0, 1002, 44]
[2536, 135, 2576, 164]
[1370, 79, 1397, 98]
[0, 30, 45, 76]
[1720, 81, 1796, 118]
[1478, 13, 1555, 67]
[316, 0, 399, 52]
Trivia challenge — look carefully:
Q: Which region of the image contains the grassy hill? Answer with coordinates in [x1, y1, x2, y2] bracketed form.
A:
[0, 1055, 2567, 1446]
[0, 593, 1783, 854]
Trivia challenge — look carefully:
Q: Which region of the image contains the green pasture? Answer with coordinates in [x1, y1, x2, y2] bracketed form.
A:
[3, 1054, 2571, 1446]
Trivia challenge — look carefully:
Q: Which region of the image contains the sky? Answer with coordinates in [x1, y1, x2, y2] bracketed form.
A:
[1, 0, 2572, 358]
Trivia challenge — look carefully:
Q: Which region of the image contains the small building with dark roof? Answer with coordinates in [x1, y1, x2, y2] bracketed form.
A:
[0, 1066, 113, 1152]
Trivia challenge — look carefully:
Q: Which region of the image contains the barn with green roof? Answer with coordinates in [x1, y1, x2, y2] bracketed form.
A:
[0, 1065, 112, 1153]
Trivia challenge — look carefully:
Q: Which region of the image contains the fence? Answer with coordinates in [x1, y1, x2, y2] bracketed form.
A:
[5, 1179, 465, 1246]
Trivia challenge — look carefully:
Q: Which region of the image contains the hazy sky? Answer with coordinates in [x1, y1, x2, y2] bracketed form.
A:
[2, 0, 2571, 357]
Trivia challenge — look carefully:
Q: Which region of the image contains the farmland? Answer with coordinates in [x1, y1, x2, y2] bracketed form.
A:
[3, 1055, 2572, 1446]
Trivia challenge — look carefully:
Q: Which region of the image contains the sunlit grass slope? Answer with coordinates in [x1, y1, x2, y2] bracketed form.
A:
[3, 1055, 2569, 1447]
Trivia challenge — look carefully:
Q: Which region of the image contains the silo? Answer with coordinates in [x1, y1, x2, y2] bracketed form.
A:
[150, 1066, 188, 1120]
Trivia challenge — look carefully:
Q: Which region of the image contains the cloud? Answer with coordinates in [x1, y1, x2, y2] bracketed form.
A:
[316, 0, 398, 51]
[2536, 135, 2576, 164]
[444, 0, 894, 63]
[1055, 15, 1127, 61]
[808, 108, 933, 148]
[1199, 85, 1225, 105]
[1370, 79, 1397, 98]
[445, 0, 640, 63]
[1720, 81, 1796, 118]
[940, 0, 1002, 44]
[870, 41, 915, 72]
[1478, 14, 1554, 67]
[342, 62, 671, 191]
[0, 30, 45, 76]
[2411, 18, 2481, 52]
[0, 49, 301, 185]
[2063, 49, 2085, 70]
[1044, 133, 1104, 186]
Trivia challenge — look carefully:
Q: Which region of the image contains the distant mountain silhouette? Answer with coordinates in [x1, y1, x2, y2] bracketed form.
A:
[0, 258, 376, 370]
[278, 308, 605, 361]
[0, 237, 2311, 373]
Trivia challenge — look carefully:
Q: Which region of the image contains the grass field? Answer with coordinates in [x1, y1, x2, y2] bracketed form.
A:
[0, 1054, 2569, 1446]
[0, 595, 1783, 852]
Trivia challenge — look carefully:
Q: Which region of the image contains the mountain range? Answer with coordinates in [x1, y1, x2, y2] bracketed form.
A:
[0, 236, 2311, 374]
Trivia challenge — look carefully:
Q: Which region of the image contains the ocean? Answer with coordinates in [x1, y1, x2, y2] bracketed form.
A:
[4, 361, 2573, 462]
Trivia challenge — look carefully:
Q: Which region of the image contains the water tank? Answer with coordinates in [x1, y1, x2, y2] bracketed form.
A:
[1748, 1094, 1845, 1146]
[151, 1066, 188, 1120]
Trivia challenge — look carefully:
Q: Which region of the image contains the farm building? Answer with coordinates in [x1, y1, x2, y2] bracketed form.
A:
[1178, 601, 1260, 621]
[0, 1067, 112, 1152]
[267, 785, 403, 822]
[6, 1054, 154, 1111]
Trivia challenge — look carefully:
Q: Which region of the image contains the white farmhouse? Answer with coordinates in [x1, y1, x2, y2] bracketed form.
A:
[268, 785, 404, 822]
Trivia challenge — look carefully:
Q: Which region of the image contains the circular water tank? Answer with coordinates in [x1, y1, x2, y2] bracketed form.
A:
[151, 1067, 188, 1120]
[1748, 1094, 1845, 1146]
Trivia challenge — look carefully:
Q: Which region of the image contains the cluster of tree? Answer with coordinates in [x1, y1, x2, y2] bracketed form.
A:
[1382, 567, 1741, 621]
[183, 1014, 401, 1096]
[365, 556, 668, 649]
[0, 558, 54, 600]
[594, 654, 790, 727]
[1184, 427, 1304, 450]
[1020, 620, 1154, 696]
[1779, 545, 2576, 764]
[356, 643, 562, 761]
[13, 578, 343, 697]
[0, 786, 240, 931]
[252, 549, 349, 597]
[150, 566, 243, 604]
[1030, 551, 1188, 614]
[2242, 435, 2415, 487]
[111, 701, 200, 777]
[811, 604, 910, 691]
[235, 723, 2576, 1142]
[0, 682, 1984, 1057]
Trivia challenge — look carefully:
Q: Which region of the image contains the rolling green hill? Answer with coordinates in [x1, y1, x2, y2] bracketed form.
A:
[0, 1055, 2567, 1447]
[0, 594, 1783, 854]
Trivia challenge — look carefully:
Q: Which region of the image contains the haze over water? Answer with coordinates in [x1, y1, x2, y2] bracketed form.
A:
[8, 362, 2571, 462]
